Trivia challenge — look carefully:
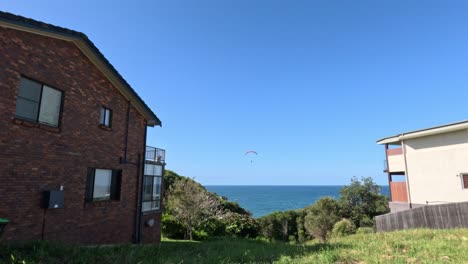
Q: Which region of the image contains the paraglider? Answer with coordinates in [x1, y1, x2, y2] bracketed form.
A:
[244, 150, 258, 163]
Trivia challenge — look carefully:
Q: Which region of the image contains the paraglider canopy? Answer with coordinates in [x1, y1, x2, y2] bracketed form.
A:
[244, 150, 258, 163]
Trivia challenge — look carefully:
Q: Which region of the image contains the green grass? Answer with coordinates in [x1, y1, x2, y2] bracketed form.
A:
[1, 229, 468, 263]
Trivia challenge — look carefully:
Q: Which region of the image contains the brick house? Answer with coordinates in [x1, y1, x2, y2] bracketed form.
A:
[0, 11, 165, 244]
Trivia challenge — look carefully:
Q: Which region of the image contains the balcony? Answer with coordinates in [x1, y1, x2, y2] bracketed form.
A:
[146, 146, 166, 163]
[385, 147, 405, 173]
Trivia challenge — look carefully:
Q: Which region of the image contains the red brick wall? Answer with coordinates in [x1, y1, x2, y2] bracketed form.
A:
[0, 26, 160, 244]
[141, 213, 162, 244]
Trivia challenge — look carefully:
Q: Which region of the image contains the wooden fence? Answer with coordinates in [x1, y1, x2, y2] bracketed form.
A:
[376, 201, 468, 232]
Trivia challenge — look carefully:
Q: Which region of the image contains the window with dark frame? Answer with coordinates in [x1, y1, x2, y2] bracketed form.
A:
[85, 168, 122, 201]
[15, 77, 63, 127]
[463, 174, 468, 189]
[99, 107, 112, 127]
[142, 163, 163, 211]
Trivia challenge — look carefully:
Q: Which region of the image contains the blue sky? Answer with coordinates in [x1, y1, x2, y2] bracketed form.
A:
[4, 1, 468, 185]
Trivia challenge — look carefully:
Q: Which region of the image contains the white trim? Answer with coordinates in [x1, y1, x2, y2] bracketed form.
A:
[377, 121, 468, 145]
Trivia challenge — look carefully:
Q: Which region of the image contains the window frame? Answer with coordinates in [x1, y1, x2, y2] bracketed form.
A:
[99, 106, 112, 128]
[15, 76, 64, 128]
[142, 163, 163, 212]
[86, 168, 122, 202]
[462, 173, 468, 190]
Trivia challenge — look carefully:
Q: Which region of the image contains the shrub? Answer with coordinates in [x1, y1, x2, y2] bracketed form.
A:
[204, 218, 227, 237]
[257, 211, 299, 242]
[296, 210, 309, 243]
[192, 229, 209, 240]
[356, 227, 374, 234]
[338, 177, 389, 227]
[224, 213, 259, 238]
[359, 216, 375, 228]
[165, 177, 222, 240]
[162, 213, 185, 239]
[304, 197, 340, 241]
[331, 219, 356, 238]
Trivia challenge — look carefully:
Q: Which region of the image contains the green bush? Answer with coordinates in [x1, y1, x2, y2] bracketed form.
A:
[356, 227, 374, 234]
[161, 213, 185, 239]
[359, 216, 375, 227]
[204, 218, 227, 237]
[258, 210, 300, 242]
[331, 219, 356, 238]
[304, 197, 340, 241]
[296, 210, 309, 243]
[223, 213, 259, 238]
[193, 229, 209, 240]
[338, 177, 389, 228]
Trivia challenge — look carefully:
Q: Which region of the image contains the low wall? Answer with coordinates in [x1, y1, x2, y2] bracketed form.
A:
[389, 202, 410, 213]
[376, 201, 468, 232]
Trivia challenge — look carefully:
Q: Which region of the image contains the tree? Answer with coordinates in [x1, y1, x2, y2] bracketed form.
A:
[163, 169, 182, 195]
[304, 197, 340, 241]
[338, 177, 389, 227]
[165, 177, 222, 240]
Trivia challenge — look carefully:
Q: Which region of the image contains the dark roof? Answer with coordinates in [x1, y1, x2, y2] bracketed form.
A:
[0, 10, 161, 126]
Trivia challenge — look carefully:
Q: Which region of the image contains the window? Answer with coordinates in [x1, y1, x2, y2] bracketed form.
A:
[15, 77, 62, 127]
[142, 163, 163, 211]
[85, 168, 122, 201]
[462, 174, 468, 189]
[99, 107, 112, 127]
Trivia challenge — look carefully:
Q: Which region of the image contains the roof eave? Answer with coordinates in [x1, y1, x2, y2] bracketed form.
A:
[0, 11, 161, 127]
[377, 121, 468, 145]
[376, 136, 400, 145]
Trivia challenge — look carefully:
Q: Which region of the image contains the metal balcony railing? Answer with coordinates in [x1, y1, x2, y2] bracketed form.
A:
[146, 146, 165, 163]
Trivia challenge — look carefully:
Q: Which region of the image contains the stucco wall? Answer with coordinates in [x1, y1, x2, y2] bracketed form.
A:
[387, 154, 405, 172]
[404, 129, 468, 205]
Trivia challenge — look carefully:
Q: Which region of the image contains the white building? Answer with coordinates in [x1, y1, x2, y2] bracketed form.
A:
[377, 121, 468, 212]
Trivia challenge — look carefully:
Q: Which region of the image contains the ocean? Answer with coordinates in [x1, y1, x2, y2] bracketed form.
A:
[206, 185, 390, 218]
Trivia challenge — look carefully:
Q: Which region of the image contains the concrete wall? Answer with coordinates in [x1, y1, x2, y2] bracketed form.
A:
[404, 129, 468, 205]
[389, 202, 411, 213]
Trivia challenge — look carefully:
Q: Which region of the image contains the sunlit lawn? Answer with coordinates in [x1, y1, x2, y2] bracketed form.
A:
[1, 229, 468, 263]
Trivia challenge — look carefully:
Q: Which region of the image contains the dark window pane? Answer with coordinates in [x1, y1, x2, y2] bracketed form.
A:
[18, 78, 41, 101]
[143, 176, 153, 201]
[85, 168, 96, 202]
[16, 97, 39, 120]
[154, 177, 162, 196]
[153, 200, 160, 210]
[38, 86, 62, 126]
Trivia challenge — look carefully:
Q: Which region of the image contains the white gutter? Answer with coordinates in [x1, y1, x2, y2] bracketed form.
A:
[377, 122, 468, 145]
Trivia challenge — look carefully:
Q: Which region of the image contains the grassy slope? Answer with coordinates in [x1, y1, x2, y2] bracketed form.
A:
[1, 229, 467, 264]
